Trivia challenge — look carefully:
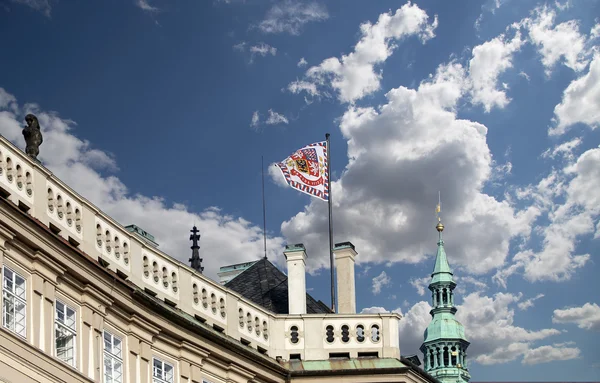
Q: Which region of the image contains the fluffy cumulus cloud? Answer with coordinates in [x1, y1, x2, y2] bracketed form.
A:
[467, 30, 524, 112]
[553, 302, 600, 331]
[0, 88, 285, 278]
[523, 5, 592, 75]
[495, 146, 600, 285]
[280, 60, 538, 275]
[522, 344, 581, 365]
[371, 271, 391, 295]
[551, 52, 600, 135]
[289, 2, 438, 103]
[258, 0, 329, 35]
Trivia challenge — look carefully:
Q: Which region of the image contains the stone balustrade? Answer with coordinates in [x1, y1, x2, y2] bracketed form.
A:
[0, 135, 402, 361]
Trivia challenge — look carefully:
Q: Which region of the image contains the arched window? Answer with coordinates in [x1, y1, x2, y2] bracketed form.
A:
[290, 326, 299, 344]
[25, 172, 32, 196]
[356, 324, 365, 342]
[6, 157, 13, 182]
[122, 242, 129, 264]
[370, 324, 380, 342]
[66, 202, 73, 226]
[238, 309, 244, 328]
[325, 325, 334, 343]
[171, 272, 178, 292]
[211, 293, 217, 313]
[105, 230, 112, 253]
[152, 262, 159, 283]
[47, 188, 55, 212]
[96, 224, 102, 247]
[219, 298, 226, 318]
[451, 346, 457, 366]
[254, 317, 260, 335]
[75, 209, 81, 232]
[193, 284, 198, 304]
[202, 289, 208, 308]
[114, 237, 121, 259]
[16, 165, 23, 189]
[443, 346, 449, 367]
[246, 312, 252, 332]
[162, 267, 168, 287]
[143, 256, 149, 277]
[262, 321, 268, 340]
[56, 195, 64, 218]
[341, 325, 350, 343]
[442, 288, 448, 305]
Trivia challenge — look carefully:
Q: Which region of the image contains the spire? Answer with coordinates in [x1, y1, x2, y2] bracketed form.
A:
[420, 198, 470, 383]
[189, 226, 204, 273]
[431, 218, 453, 284]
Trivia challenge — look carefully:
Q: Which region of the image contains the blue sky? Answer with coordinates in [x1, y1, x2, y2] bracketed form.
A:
[1, 0, 599, 380]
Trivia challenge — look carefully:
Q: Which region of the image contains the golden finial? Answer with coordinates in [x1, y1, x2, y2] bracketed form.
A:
[435, 191, 444, 232]
[436, 219, 444, 232]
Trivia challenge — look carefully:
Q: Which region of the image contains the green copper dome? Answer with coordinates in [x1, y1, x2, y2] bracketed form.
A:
[423, 312, 467, 343]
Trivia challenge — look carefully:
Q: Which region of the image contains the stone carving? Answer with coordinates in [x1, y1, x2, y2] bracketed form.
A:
[22, 114, 43, 160]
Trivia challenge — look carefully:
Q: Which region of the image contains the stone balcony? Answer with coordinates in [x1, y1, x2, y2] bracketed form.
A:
[0, 135, 402, 361]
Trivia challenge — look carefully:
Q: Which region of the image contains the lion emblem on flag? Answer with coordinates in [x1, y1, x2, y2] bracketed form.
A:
[276, 141, 329, 201]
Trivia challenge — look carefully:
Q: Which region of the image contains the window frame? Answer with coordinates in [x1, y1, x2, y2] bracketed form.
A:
[152, 357, 174, 383]
[103, 329, 124, 383]
[54, 299, 78, 368]
[2, 265, 27, 338]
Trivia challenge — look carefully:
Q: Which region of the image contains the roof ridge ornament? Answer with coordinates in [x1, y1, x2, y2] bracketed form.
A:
[189, 225, 204, 273]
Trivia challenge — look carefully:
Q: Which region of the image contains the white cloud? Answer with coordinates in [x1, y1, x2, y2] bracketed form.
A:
[522, 344, 580, 365]
[265, 110, 289, 125]
[410, 277, 430, 296]
[287, 80, 319, 97]
[268, 163, 289, 188]
[10, 0, 51, 16]
[290, 2, 438, 103]
[281, 60, 538, 275]
[249, 43, 277, 63]
[541, 137, 582, 160]
[136, 0, 159, 12]
[258, 0, 328, 35]
[519, 71, 530, 81]
[495, 147, 599, 285]
[553, 302, 600, 331]
[467, 31, 524, 112]
[372, 271, 391, 295]
[360, 306, 392, 314]
[518, 293, 545, 310]
[233, 42, 247, 52]
[552, 52, 600, 135]
[523, 5, 590, 75]
[250, 111, 260, 128]
[0, 88, 286, 279]
[297, 57, 308, 67]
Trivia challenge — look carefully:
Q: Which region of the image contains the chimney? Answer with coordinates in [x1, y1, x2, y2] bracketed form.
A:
[284, 244, 307, 315]
[334, 242, 357, 314]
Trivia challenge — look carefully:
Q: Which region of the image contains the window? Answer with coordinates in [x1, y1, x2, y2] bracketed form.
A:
[2, 266, 26, 337]
[153, 357, 174, 383]
[103, 330, 123, 383]
[55, 300, 77, 367]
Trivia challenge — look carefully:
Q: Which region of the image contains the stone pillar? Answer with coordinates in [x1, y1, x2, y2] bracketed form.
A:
[140, 341, 152, 382]
[31, 274, 44, 349]
[333, 242, 357, 314]
[433, 349, 438, 368]
[284, 244, 307, 315]
[128, 335, 140, 383]
[43, 281, 56, 355]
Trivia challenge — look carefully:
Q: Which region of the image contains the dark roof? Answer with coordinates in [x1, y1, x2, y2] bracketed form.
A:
[225, 258, 332, 314]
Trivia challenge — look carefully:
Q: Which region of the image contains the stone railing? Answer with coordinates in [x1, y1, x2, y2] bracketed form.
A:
[0, 136, 402, 361]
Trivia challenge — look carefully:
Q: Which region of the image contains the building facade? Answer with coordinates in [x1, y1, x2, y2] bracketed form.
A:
[420, 220, 471, 383]
[0, 135, 439, 383]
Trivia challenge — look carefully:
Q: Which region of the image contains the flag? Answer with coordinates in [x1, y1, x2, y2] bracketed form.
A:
[276, 141, 329, 201]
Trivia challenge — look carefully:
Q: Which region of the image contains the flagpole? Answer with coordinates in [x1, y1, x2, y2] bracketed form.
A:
[326, 133, 336, 313]
[262, 156, 267, 259]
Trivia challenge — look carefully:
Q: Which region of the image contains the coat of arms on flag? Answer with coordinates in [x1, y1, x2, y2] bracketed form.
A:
[276, 141, 329, 201]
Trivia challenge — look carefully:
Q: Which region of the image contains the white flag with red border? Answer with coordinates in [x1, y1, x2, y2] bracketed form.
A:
[275, 141, 329, 201]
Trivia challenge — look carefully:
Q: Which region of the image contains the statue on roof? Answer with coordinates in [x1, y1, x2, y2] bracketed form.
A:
[22, 114, 43, 160]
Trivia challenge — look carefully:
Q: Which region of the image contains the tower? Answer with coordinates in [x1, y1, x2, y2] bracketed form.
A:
[189, 225, 204, 273]
[420, 218, 471, 383]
